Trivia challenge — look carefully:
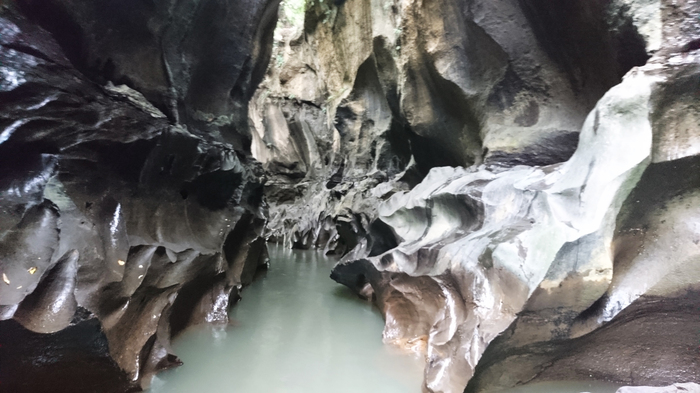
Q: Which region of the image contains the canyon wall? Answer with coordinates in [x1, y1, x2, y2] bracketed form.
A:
[252, 0, 655, 254]
[1, 0, 699, 391]
[254, 0, 700, 392]
[0, 0, 279, 391]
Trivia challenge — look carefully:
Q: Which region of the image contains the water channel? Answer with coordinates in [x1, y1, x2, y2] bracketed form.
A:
[150, 245, 424, 393]
[150, 245, 621, 393]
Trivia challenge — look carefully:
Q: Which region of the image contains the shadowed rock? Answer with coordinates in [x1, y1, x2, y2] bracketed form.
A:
[617, 383, 700, 393]
[0, 0, 278, 389]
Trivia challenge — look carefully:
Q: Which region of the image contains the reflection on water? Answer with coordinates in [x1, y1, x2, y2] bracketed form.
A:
[149, 245, 424, 393]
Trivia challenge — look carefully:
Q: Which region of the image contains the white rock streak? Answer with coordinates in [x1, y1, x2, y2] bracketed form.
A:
[365, 67, 662, 393]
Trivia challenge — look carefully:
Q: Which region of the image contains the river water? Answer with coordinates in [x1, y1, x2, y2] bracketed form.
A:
[150, 245, 424, 393]
[150, 245, 621, 393]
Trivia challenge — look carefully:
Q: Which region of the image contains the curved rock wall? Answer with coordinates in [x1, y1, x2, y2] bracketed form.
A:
[252, 0, 657, 256]
[0, 0, 279, 391]
[250, 0, 413, 255]
[315, 1, 699, 393]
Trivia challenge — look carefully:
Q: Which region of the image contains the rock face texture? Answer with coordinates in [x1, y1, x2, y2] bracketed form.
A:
[0, 1, 278, 391]
[250, 0, 416, 256]
[617, 383, 700, 393]
[249, 0, 700, 392]
[2, 0, 699, 392]
[251, 0, 659, 255]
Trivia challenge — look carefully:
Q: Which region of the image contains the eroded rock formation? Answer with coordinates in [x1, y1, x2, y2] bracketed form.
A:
[248, 0, 700, 392]
[319, 1, 700, 392]
[0, 0, 278, 391]
[1, 0, 699, 391]
[251, 0, 661, 255]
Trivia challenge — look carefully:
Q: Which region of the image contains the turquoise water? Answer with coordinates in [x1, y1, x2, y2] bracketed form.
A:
[148, 245, 622, 393]
[149, 246, 424, 393]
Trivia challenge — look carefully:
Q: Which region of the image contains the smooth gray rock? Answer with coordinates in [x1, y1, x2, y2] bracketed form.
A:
[331, 22, 700, 393]
[252, 2, 700, 392]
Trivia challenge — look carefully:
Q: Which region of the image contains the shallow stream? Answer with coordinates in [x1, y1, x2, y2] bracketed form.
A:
[150, 246, 424, 393]
[150, 246, 621, 393]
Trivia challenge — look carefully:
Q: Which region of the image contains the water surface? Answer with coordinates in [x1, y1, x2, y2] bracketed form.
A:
[150, 245, 424, 393]
[150, 245, 622, 393]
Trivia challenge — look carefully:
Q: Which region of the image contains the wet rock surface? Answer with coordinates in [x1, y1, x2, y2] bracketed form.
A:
[0, 0, 278, 390]
[302, 1, 700, 392]
[1, 0, 699, 391]
[251, 0, 662, 257]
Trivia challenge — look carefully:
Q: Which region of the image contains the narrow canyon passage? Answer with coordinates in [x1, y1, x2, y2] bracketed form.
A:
[148, 245, 623, 393]
[1, 1, 699, 392]
[149, 246, 424, 393]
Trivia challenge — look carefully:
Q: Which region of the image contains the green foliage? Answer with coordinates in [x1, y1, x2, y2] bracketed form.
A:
[280, 0, 306, 28]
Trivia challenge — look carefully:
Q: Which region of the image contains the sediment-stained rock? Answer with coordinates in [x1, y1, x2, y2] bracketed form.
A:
[330, 3, 700, 392]
[253, 0, 659, 257]
[0, 0, 278, 390]
[253, 1, 699, 391]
